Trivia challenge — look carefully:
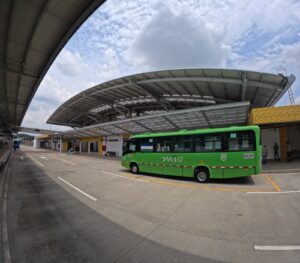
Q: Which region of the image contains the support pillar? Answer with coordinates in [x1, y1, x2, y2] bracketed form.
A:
[60, 134, 62, 153]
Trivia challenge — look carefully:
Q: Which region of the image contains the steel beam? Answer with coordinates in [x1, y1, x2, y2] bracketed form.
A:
[129, 81, 175, 111]
[133, 121, 154, 132]
[162, 116, 180, 129]
[241, 74, 248, 101]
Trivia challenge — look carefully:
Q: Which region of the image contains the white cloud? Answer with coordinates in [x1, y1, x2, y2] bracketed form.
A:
[55, 50, 89, 76]
[22, 76, 73, 131]
[231, 41, 300, 100]
[125, 7, 230, 71]
[22, 47, 125, 129]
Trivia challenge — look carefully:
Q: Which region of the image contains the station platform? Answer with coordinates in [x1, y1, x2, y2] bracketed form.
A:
[262, 159, 300, 174]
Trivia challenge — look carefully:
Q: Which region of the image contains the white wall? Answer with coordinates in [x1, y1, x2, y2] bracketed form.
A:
[261, 128, 280, 160]
[105, 135, 123, 157]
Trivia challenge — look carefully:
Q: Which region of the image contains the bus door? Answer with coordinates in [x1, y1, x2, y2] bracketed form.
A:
[148, 153, 164, 175]
[138, 138, 154, 173]
[195, 134, 224, 179]
[156, 137, 182, 176]
[223, 131, 256, 178]
[163, 154, 183, 176]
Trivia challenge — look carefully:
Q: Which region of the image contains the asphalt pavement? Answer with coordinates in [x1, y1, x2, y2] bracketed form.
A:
[0, 147, 300, 263]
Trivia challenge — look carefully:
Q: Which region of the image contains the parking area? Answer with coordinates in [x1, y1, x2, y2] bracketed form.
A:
[1, 146, 300, 263]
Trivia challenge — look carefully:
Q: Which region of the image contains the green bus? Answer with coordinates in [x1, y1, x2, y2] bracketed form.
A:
[121, 126, 261, 183]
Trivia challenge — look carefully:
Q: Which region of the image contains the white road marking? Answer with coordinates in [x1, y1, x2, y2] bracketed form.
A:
[254, 245, 300, 251]
[40, 156, 48, 160]
[28, 155, 44, 167]
[58, 177, 97, 202]
[1, 166, 12, 263]
[102, 171, 127, 178]
[19, 156, 24, 161]
[53, 157, 76, 165]
[101, 171, 148, 183]
[72, 155, 118, 165]
[247, 190, 300, 194]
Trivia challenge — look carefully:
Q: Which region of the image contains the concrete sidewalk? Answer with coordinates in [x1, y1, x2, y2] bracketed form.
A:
[262, 159, 300, 174]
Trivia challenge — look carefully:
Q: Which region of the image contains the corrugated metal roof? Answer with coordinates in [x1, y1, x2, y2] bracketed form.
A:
[47, 68, 295, 128]
[61, 102, 250, 139]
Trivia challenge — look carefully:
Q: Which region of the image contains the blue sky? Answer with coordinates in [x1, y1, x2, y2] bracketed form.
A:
[22, 0, 300, 130]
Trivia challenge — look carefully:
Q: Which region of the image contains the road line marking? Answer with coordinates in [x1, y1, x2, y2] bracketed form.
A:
[265, 175, 281, 192]
[58, 177, 97, 201]
[145, 178, 196, 189]
[254, 245, 300, 251]
[102, 171, 128, 178]
[53, 157, 76, 165]
[102, 171, 149, 183]
[40, 156, 48, 160]
[247, 190, 300, 194]
[2, 165, 12, 263]
[28, 155, 44, 167]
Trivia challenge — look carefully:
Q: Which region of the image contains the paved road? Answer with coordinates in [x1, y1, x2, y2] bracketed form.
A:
[1, 148, 300, 262]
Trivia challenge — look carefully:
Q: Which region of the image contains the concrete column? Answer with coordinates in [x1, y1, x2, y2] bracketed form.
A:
[79, 142, 82, 153]
[88, 141, 90, 154]
[60, 135, 62, 153]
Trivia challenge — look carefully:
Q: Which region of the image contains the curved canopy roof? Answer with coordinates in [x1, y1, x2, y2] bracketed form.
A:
[0, 0, 106, 132]
[47, 68, 296, 128]
[62, 102, 251, 138]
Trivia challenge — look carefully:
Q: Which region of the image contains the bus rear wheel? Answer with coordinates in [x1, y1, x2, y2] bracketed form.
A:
[130, 163, 139, 174]
[195, 168, 209, 183]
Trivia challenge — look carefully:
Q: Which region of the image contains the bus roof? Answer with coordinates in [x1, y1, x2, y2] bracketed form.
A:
[131, 125, 259, 138]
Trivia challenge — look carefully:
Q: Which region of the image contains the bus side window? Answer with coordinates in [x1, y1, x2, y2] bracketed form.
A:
[227, 132, 239, 150]
[240, 131, 255, 150]
[140, 138, 154, 152]
[195, 134, 222, 152]
[156, 137, 173, 152]
[224, 131, 256, 151]
[174, 135, 193, 152]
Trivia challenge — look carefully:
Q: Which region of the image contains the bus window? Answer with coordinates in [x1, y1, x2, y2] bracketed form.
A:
[227, 132, 239, 150]
[195, 134, 222, 152]
[174, 136, 193, 152]
[224, 131, 255, 151]
[140, 138, 154, 152]
[156, 137, 173, 152]
[240, 131, 255, 150]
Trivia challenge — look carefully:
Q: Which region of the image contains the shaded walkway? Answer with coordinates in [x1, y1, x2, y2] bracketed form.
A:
[262, 159, 300, 174]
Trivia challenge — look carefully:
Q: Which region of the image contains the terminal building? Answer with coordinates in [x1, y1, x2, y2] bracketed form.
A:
[35, 68, 299, 161]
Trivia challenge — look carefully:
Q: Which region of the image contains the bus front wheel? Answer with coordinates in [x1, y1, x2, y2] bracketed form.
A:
[130, 163, 139, 174]
[195, 168, 209, 183]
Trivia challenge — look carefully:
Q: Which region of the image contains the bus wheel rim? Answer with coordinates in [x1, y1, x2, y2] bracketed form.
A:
[132, 165, 137, 173]
[198, 171, 206, 181]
